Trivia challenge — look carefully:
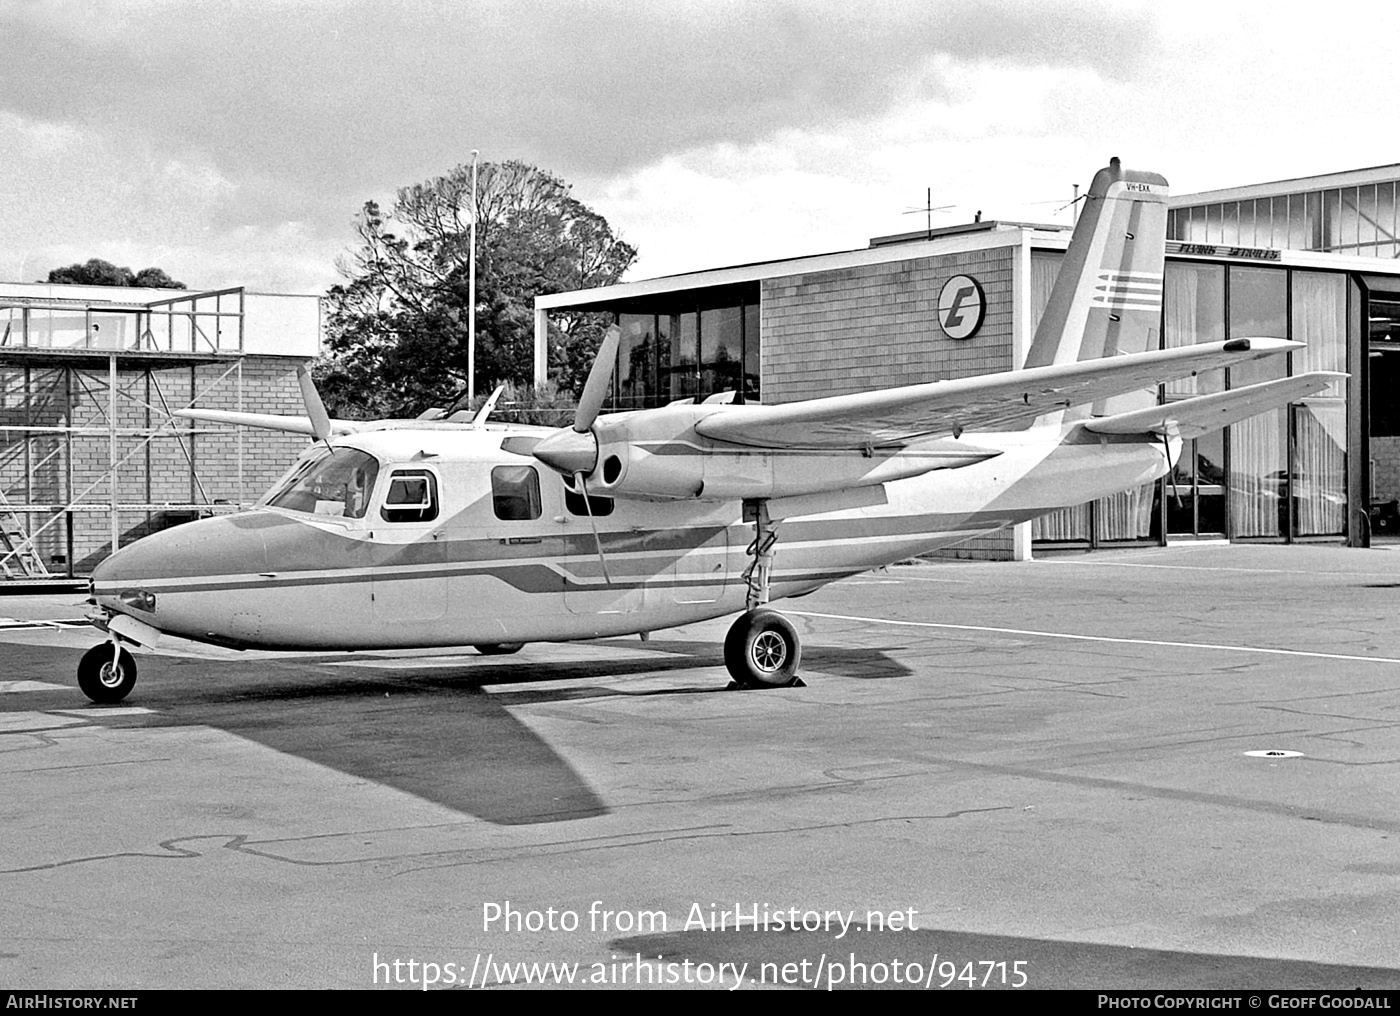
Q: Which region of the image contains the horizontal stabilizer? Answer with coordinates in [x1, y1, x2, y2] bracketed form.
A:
[1083, 372, 1345, 440]
[173, 408, 363, 436]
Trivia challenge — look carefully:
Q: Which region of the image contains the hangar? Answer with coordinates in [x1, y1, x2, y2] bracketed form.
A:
[535, 163, 1400, 558]
[0, 283, 320, 580]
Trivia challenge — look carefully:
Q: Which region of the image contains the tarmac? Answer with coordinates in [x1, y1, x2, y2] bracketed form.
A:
[3, 542, 1400, 990]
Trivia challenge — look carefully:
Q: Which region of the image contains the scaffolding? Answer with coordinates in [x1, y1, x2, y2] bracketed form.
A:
[0, 287, 254, 580]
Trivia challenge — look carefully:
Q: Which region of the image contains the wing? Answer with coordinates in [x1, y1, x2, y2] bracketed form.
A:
[173, 408, 364, 436]
[693, 337, 1301, 449]
[1084, 372, 1345, 440]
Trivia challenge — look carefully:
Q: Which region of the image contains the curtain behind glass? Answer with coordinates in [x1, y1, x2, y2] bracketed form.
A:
[1293, 403, 1346, 537]
[1095, 484, 1157, 541]
[1164, 263, 1225, 396]
[1293, 272, 1346, 397]
[1229, 408, 1285, 537]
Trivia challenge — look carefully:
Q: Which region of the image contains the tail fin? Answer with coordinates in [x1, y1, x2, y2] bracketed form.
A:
[1025, 157, 1169, 370]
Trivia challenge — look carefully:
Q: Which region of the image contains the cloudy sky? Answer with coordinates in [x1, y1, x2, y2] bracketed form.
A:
[2, 0, 1397, 295]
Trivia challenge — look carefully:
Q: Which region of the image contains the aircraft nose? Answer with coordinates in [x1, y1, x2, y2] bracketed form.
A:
[92, 513, 270, 594]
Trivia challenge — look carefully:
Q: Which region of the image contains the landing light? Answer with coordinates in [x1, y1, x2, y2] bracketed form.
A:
[119, 589, 156, 612]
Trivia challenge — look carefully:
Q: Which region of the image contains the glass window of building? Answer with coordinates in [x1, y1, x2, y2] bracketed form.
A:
[602, 284, 759, 410]
[700, 304, 743, 398]
[617, 312, 656, 410]
[671, 312, 698, 400]
[1227, 266, 1288, 539]
[1164, 262, 1225, 396]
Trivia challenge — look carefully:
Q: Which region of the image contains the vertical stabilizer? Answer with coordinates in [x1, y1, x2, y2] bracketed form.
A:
[1025, 158, 1169, 378]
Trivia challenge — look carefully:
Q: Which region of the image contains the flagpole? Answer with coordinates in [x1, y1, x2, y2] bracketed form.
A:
[468, 149, 479, 402]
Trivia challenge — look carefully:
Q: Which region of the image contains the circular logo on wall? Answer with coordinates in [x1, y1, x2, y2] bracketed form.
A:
[937, 274, 986, 340]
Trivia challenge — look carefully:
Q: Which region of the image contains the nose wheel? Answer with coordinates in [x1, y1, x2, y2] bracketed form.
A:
[78, 642, 138, 704]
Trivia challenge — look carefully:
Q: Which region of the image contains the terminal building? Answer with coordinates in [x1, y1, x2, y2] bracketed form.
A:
[535, 162, 1400, 558]
[0, 283, 320, 580]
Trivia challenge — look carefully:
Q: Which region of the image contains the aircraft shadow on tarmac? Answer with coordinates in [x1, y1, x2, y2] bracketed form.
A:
[612, 926, 1400, 990]
[588, 637, 916, 681]
[4, 636, 906, 828]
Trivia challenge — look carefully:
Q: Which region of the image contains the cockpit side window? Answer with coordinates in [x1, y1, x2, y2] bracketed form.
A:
[380, 469, 439, 523]
[267, 448, 380, 519]
[491, 465, 542, 520]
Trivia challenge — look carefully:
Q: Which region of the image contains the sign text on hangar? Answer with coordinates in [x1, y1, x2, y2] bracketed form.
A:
[937, 274, 986, 340]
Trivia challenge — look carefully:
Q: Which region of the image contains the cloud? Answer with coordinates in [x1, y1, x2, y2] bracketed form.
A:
[0, 0, 1156, 238]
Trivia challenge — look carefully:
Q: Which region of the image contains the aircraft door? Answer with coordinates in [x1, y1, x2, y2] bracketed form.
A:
[371, 468, 448, 624]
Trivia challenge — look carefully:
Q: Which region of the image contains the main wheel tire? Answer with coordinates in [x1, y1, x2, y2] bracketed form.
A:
[474, 643, 525, 656]
[77, 643, 138, 704]
[724, 609, 801, 688]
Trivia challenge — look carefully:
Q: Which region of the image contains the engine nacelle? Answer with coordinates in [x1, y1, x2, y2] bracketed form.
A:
[585, 406, 715, 500]
[579, 405, 999, 502]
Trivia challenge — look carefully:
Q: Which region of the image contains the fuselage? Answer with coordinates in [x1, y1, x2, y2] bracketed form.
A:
[90, 422, 1175, 651]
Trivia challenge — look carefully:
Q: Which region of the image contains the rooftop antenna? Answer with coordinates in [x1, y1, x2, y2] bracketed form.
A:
[903, 187, 954, 240]
[1051, 185, 1085, 225]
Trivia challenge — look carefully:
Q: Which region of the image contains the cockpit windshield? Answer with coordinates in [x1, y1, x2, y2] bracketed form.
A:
[265, 448, 380, 519]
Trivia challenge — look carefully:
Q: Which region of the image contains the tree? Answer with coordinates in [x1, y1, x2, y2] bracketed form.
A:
[45, 258, 185, 289]
[317, 160, 637, 419]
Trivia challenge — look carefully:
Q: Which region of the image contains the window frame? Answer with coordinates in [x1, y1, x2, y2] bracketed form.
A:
[491, 464, 543, 521]
[379, 468, 440, 524]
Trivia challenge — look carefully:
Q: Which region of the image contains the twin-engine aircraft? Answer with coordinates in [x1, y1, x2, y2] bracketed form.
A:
[78, 158, 1340, 703]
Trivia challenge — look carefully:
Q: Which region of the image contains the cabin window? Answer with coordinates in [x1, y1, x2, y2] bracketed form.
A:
[380, 469, 439, 523]
[266, 448, 380, 519]
[492, 465, 542, 520]
[562, 476, 614, 517]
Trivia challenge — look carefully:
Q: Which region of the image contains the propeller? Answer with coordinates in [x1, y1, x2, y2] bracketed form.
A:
[532, 324, 621, 478]
[533, 324, 622, 587]
[297, 365, 332, 447]
[574, 323, 622, 435]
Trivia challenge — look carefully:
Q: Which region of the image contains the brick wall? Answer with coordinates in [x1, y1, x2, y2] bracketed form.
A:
[760, 246, 1017, 560]
[761, 247, 1015, 402]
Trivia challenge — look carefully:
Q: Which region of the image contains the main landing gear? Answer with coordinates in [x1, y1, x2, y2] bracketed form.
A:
[77, 641, 138, 704]
[724, 500, 804, 689]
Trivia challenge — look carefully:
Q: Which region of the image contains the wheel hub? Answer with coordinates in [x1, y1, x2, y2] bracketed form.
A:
[99, 662, 125, 688]
[750, 631, 788, 672]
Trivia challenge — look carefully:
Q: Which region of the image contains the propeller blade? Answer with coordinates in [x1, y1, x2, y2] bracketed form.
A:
[576, 472, 612, 587]
[296, 366, 332, 444]
[574, 324, 621, 434]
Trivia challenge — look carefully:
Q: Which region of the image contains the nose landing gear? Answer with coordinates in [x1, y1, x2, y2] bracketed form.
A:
[78, 641, 138, 704]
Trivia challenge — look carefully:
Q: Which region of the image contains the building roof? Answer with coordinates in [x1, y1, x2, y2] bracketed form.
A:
[537, 223, 1064, 310]
[1171, 164, 1400, 208]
